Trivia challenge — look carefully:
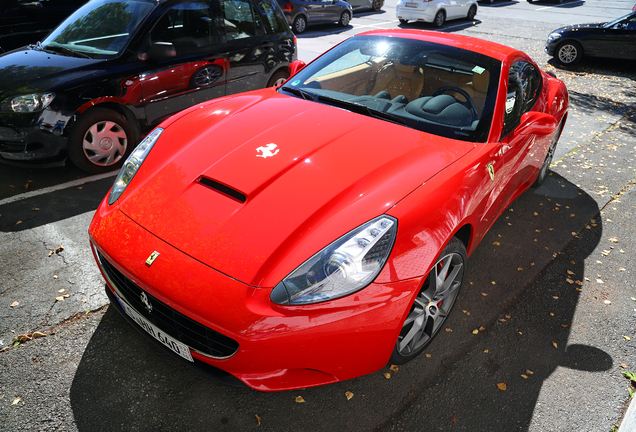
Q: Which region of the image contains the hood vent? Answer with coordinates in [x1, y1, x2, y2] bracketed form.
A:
[199, 177, 246, 203]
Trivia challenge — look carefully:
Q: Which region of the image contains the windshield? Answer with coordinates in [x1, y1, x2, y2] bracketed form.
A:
[604, 11, 636, 29]
[42, 0, 155, 58]
[280, 35, 502, 142]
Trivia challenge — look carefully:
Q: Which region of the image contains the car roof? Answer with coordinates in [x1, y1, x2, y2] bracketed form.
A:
[356, 29, 520, 62]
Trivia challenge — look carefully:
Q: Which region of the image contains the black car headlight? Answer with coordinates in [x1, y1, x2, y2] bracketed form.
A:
[1, 93, 55, 113]
[108, 128, 163, 205]
[270, 216, 397, 305]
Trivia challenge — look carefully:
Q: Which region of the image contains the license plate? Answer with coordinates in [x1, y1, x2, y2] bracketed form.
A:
[405, 2, 418, 7]
[117, 294, 194, 362]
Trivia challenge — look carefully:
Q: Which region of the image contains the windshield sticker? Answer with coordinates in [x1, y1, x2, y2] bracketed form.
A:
[472, 66, 486, 74]
[291, 80, 301, 86]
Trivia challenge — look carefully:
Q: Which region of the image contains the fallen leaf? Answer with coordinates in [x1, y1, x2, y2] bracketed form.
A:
[479, 326, 485, 332]
[445, 328, 452, 332]
[566, 278, 574, 284]
[482, 293, 488, 296]
[345, 391, 354, 400]
[497, 383, 507, 391]
[451, 417, 458, 424]
[517, 267, 523, 271]
[526, 370, 534, 375]
[425, 354, 431, 358]
[521, 374, 528, 379]
[561, 324, 569, 328]
[10, 301, 19, 308]
[553, 296, 559, 300]
[621, 364, 628, 369]
[604, 300, 611, 305]
[609, 237, 618, 243]
[491, 281, 496, 285]
[390, 365, 399, 372]
[472, 329, 479, 334]
[58, 289, 65, 293]
[484, 350, 489, 353]
[552, 342, 558, 348]
[383, 372, 391, 379]
[47, 251, 54, 257]
[567, 270, 575, 275]
[550, 312, 555, 316]
[255, 414, 262, 426]
[295, 396, 305, 403]
[62, 294, 70, 298]
[624, 336, 631, 341]
[53, 275, 58, 279]
[11, 398, 20, 406]
[32, 332, 46, 339]
[55, 245, 64, 254]
[55, 296, 64, 302]
[493, 241, 500, 246]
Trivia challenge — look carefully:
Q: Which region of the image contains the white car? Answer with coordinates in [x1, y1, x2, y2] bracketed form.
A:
[396, 0, 478, 27]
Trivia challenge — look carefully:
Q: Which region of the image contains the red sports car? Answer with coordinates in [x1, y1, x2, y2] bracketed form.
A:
[89, 29, 568, 391]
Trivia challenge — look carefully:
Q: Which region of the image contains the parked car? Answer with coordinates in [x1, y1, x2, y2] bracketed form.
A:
[396, 0, 478, 27]
[0, 0, 296, 173]
[346, 0, 383, 12]
[0, 0, 88, 53]
[89, 29, 568, 391]
[546, 11, 636, 66]
[278, 0, 353, 33]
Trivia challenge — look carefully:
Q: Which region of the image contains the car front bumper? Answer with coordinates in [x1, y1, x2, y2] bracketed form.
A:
[0, 109, 69, 165]
[89, 201, 422, 391]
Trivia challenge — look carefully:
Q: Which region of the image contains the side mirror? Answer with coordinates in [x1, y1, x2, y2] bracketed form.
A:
[289, 60, 307, 77]
[516, 111, 557, 136]
[142, 42, 176, 61]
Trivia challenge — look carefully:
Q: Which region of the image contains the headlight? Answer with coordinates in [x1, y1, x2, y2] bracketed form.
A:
[270, 216, 397, 305]
[547, 32, 562, 43]
[108, 128, 163, 205]
[3, 93, 55, 113]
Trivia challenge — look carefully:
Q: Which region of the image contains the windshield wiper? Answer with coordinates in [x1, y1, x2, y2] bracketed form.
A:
[281, 86, 315, 101]
[315, 94, 406, 125]
[44, 44, 92, 59]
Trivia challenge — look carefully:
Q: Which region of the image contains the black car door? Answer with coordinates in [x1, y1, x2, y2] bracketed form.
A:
[605, 15, 636, 60]
[139, 0, 228, 127]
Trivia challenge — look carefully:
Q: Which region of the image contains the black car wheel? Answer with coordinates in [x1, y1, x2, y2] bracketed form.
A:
[67, 107, 135, 174]
[390, 237, 466, 365]
[372, 0, 382, 10]
[267, 69, 290, 87]
[399, 18, 408, 24]
[433, 10, 445, 27]
[533, 122, 563, 187]
[292, 15, 307, 33]
[467, 4, 477, 19]
[339, 10, 351, 26]
[555, 40, 582, 66]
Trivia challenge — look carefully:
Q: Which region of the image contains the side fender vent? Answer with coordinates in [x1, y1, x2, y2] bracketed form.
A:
[199, 177, 246, 203]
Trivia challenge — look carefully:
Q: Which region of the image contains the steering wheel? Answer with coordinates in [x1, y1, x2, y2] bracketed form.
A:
[432, 86, 479, 120]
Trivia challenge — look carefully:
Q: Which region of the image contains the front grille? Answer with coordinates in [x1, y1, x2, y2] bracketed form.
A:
[96, 251, 239, 359]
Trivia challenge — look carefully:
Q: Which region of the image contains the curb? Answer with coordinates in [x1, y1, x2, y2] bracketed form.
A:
[619, 397, 636, 432]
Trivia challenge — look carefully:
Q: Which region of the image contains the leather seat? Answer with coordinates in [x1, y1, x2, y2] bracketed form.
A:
[370, 60, 425, 103]
[460, 70, 489, 116]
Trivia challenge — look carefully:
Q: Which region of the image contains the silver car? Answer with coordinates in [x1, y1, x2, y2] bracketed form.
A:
[396, 0, 478, 27]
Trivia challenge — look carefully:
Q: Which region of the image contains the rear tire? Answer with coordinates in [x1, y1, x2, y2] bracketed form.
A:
[533, 122, 563, 187]
[267, 69, 289, 87]
[339, 10, 351, 26]
[399, 18, 408, 24]
[467, 4, 477, 19]
[292, 15, 306, 33]
[433, 10, 445, 27]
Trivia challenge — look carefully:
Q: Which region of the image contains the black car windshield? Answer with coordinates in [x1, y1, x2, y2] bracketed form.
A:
[41, 0, 155, 58]
[604, 11, 636, 29]
[280, 35, 502, 142]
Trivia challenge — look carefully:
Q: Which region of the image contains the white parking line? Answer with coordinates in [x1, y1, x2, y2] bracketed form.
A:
[0, 171, 117, 206]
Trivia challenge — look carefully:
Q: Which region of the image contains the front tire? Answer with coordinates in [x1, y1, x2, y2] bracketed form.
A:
[390, 237, 467, 365]
[372, 0, 382, 11]
[339, 10, 351, 26]
[433, 10, 445, 27]
[292, 15, 307, 33]
[555, 40, 582, 66]
[67, 107, 135, 174]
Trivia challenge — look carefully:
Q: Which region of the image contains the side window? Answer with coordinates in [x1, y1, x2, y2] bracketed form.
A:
[502, 60, 542, 137]
[150, 1, 217, 53]
[257, 0, 287, 34]
[221, 0, 265, 40]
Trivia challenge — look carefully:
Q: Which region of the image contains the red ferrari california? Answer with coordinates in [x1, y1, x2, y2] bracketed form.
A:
[89, 29, 568, 391]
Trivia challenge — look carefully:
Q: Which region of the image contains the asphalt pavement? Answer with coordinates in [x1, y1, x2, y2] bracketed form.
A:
[1, 0, 636, 431]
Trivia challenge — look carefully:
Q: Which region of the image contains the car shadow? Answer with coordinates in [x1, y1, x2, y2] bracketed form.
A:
[68, 171, 605, 431]
[478, 0, 522, 8]
[548, 56, 636, 80]
[398, 18, 482, 32]
[294, 23, 353, 38]
[530, 0, 585, 6]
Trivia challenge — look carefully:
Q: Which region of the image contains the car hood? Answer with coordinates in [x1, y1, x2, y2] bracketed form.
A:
[0, 48, 102, 98]
[551, 22, 606, 34]
[119, 91, 474, 287]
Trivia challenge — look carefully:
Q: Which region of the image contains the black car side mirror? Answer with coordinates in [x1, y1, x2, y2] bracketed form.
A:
[141, 42, 177, 61]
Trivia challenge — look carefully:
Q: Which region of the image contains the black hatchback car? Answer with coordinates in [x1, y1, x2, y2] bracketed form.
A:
[546, 11, 636, 66]
[0, 0, 296, 173]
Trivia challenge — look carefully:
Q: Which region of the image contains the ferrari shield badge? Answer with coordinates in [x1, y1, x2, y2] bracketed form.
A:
[487, 163, 495, 182]
[256, 143, 279, 158]
[145, 251, 160, 266]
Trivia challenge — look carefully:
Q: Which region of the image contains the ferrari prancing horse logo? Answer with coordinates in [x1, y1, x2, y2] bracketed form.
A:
[487, 163, 495, 182]
[256, 143, 279, 158]
[145, 251, 160, 266]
